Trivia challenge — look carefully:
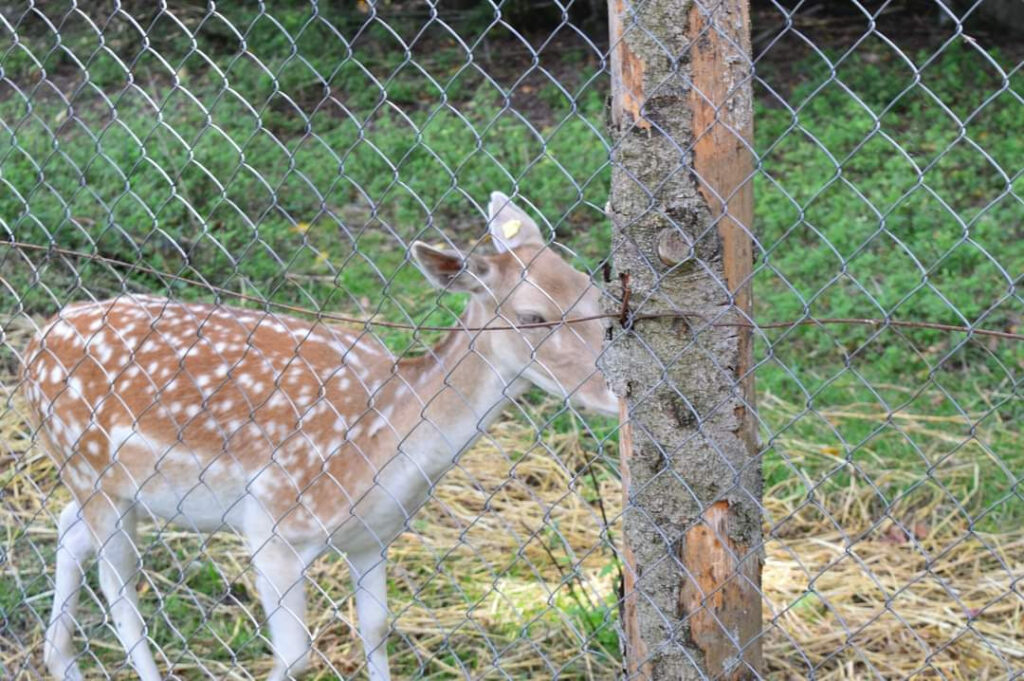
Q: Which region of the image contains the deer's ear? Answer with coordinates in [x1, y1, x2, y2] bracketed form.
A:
[487, 192, 544, 253]
[411, 242, 492, 293]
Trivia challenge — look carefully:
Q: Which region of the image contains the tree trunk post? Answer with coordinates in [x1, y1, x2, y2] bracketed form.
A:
[604, 0, 761, 678]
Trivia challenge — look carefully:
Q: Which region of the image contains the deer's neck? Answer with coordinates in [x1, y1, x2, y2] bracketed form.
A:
[321, 302, 523, 547]
[391, 302, 523, 480]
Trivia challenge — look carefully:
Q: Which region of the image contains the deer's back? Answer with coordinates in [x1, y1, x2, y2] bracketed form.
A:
[22, 296, 395, 535]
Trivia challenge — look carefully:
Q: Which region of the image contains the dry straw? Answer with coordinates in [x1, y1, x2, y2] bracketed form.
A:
[0, 318, 1019, 679]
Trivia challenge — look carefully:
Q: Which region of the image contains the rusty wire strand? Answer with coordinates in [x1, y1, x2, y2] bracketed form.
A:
[5, 240, 1021, 341]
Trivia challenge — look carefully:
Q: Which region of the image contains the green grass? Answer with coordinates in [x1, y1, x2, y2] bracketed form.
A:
[0, 3, 1020, 678]
[751, 40, 1022, 532]
[0, 4, 611, 351]
[754, 43, 1021, 353]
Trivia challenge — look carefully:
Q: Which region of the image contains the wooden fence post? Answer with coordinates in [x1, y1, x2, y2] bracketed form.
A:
[604, 0, 761, 678]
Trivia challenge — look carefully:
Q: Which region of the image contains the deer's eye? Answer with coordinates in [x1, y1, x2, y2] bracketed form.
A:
[516, 312, 547, 327]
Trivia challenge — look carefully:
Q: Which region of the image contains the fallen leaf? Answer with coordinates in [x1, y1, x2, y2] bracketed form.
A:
[882, 525, 907, 545]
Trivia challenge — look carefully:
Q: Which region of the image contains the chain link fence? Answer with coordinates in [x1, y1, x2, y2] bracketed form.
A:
[0, 1, 1020, 679]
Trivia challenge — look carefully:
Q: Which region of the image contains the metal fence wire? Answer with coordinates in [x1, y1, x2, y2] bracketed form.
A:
[0, 1, 1020, 680]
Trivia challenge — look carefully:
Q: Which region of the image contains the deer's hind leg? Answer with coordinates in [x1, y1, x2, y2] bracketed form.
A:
[86, 496, 162, 681]
[246, 510, 315, 681]
[44, 501, 94, 681]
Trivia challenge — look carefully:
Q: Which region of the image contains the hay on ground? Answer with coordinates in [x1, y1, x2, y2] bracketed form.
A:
[0, 370, 1020, 679]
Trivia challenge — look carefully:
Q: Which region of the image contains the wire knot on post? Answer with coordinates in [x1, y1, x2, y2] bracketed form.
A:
[618, 272, 632, 330]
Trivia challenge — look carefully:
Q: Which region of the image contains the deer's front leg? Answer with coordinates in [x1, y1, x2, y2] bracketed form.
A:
[348, 550, 391, 681]
[250, 534, 313, 681]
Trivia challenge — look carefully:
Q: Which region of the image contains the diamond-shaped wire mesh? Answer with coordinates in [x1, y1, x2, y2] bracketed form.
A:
[0, 1, 1020, 680]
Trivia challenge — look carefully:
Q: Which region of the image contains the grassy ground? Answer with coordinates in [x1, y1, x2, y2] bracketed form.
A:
[1, 368, 1018, 679]
[0, 2, 1020, 679]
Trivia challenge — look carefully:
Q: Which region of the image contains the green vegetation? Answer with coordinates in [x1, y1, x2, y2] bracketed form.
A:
[752, 42, 1022, 532]
[0, 3, 1019, 679]
[0, 5, 610, 351]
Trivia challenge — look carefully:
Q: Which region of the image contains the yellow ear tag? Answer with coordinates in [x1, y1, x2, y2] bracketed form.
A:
[502, 219, 522, 239]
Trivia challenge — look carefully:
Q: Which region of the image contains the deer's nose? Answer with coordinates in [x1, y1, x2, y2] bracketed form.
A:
[576, 374, 618, 415]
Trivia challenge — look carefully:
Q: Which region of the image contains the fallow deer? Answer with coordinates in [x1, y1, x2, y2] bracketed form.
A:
[21, 192, 617, 681]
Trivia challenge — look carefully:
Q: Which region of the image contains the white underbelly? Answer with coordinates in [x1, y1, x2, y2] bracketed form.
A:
[133, 477, 249, 532]
[111, 427, 251, 532]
